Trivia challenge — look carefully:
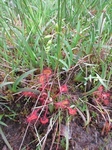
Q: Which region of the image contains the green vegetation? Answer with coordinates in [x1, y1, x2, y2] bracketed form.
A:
[0, 0, 112, 149]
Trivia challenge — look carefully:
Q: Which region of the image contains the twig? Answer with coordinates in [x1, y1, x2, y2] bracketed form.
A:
[19, 124, 30, 150]
[50, 121, 58, 150]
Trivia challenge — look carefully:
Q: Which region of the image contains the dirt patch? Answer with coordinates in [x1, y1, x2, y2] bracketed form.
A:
[0, 115, 112, 150]
[0, 120, 36, 150]
[70, 121, 112, 150]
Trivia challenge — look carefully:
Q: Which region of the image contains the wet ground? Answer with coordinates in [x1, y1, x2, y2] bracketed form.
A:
[0, 113, 112, 150]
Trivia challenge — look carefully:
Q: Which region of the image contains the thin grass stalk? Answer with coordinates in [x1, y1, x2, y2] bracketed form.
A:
[55, 0, 62, 69]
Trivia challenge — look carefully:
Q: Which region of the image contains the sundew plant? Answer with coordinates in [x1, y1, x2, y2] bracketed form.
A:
[0, 0, 112, 150]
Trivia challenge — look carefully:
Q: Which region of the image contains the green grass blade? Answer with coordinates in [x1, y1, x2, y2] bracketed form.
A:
[0, 82, 14, 88]
[12, 68, 37, 91]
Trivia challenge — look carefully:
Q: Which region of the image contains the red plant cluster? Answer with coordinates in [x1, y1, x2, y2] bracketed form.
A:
[26, 109, 39, 123]
[59, 84, 68, 93]
[22, 91, 37, 98]
[22, 68, 77, 125]
[23, 68, 52, 124]
[55, 99, 77, 115]
[26, 107, 49, 124]
[93, 85, 111, 106]
[39, 68, 52, 88]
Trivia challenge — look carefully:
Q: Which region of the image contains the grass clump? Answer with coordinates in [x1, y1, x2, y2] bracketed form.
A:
[0, 0, 112, 150]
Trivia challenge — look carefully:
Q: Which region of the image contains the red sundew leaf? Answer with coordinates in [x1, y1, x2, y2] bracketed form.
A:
[40, 116, 49, 124]
[39, 97, 45, 104]
[67, 107, 77, 115]
[26, 109, 39, 123]
[54, 100, 70, 109]
[22, 91, 37, 98]
[42, 68, 52, 78]
[98, 85, 104, 92]
[42, 92, 48, 98]
[39, 74, 46, 86]
[101, 92, 111, 100]
[60, 84, 68, 93]
[39, 68, 52, 88]
[39, 92, 48, 104]
[93, 86, 111, 106]
[103, 99, 110, 106]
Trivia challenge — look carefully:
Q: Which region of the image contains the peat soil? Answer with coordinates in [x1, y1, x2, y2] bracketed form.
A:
[0, 105, 112, 150]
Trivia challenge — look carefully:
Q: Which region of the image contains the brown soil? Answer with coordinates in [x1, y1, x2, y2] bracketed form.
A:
[0, 112, 112, 150]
